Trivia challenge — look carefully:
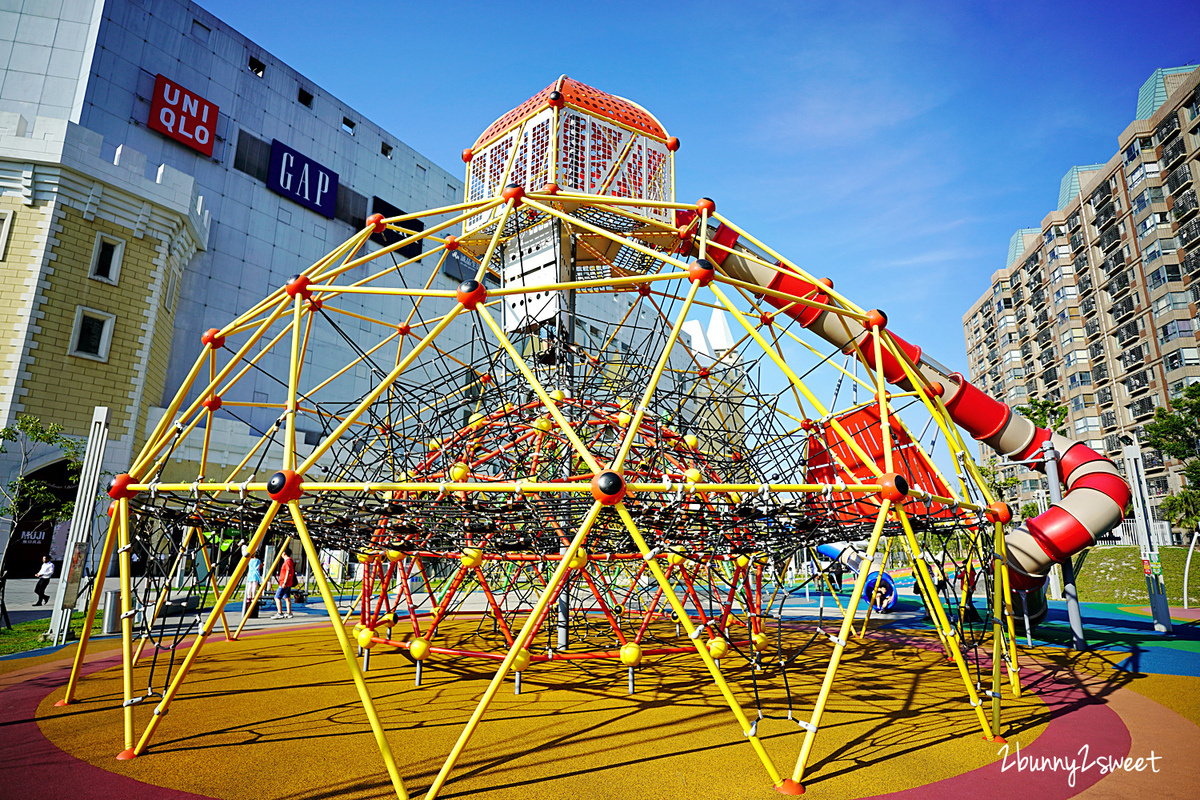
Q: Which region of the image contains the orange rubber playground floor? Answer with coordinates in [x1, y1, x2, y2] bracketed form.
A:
[1, 603, 1198, 800]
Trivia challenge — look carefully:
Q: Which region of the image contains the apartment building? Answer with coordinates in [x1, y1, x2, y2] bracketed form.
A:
[964, 65, 1200, 518]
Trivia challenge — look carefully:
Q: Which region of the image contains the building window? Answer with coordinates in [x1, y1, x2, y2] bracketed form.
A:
[341, 117, 356, 136]
[298, 87, 314, 108]
[247, 55, 266, 78]
[69, 306, 115, 362]
[233, 129, 271, 183]
[89, 233, 125, 284]
[190, 19, 210, 44]
[380, 141, 393, 159]
[0, 208, 13, 260]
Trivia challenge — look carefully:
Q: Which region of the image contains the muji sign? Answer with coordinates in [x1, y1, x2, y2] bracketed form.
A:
[267, 139, 338, 219]
[148, 74, 217, 157]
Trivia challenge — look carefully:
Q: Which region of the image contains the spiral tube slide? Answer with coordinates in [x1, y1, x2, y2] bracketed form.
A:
[706, 228, 1131, 589]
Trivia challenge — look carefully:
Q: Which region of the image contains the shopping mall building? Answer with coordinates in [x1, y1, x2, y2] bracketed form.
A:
[0, 0, 465, 573]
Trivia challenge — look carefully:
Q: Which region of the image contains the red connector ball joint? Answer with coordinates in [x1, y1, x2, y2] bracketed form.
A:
[775, 778, 804, 795]
[637, 283, 651, 297]
[759, 312, 773, 327]
[201, 328, 225, 350]
[688, 258, 715, 286]
[923, 381, 945, 398]
[480, 373, 492, 384]
[696, 197, 716, 215]
[866, 309, 888, 329]
[542, 182, 561, 195]
[457, 279, 487, 310]
[502, 183, 525, 207]
[108, 474, 138, 501]
[666, 136, 680, 152]
[818, 277, 834, 289]
[286, 274, 313, 300]
[202, 395, 222, 412]
[461, 148, 474, 163]
[591, 470, 627, 506]
[397, 323, 411, 337]
[877, 472, 909, 503]
[986, 501, 1012, 524]
[267, 470, 304, 503]
[547, 90, 565, 109]
[366, 213, 386, 233]
[444, 235, 460, 251]
[106, 501, 117, 517]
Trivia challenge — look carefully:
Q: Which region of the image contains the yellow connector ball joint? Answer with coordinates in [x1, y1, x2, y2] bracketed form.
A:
[618, 411, 632, 427]
[355, 552, 371, 564]
[684, 468, 703, 483]
[357, 628, 378, 649]
[549, 389, 566, 402]
[460, 547, 483, 568]
[752, 633, 770, 652]
[566, 548, 589, 569]
[707, 638, 729, 659]
[620, 642, 643, 667]
[468, 411, 485, 427]
[428, 437, 441, 450]
[512, 649, 532, 672]
[534, 417, 553, 432]
[667, 548, 687, 566]
[735, 554, 751, 569]
[449, 461, 469, 481]
[386, 549, 403, 562]
[408, 638, 431, 661]
[683, 433, 699, 450]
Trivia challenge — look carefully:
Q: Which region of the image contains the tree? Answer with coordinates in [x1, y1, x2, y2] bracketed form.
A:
[1144, 382, 1200, 486]
[1159, 489, 1200, 531]
[0, 415, 85, 581]
[977, 455, 1019, 503]
[1020, 501, 1040, 520]
[1016, 397, 1069, 435]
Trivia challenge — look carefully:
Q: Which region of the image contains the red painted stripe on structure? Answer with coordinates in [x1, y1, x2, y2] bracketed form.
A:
[1013, 426, 1054, 465]
[1026, 506, 1094, 563]
[941, 375, 1011, 441]
[764, 271, 826, 326]
[1071, 473, 1132, 509]
[706, 223, 739, 266]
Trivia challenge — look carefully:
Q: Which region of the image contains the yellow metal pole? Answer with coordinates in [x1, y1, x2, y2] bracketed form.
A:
[423, 502, 605, 800]
[789, 500, 891, 786]
[615, 504, 786, 788]
[287, 502, 409, 800]
[894, 506, 996, 740]
[230, 536, 292, 641]
[59, 509, 119, 705]
[117, 498, 136, 754]
[130, 502, 281, 757]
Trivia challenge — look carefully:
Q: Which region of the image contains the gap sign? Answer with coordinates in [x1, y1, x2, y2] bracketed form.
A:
[267, 139, 338, 219]
[148, 74, 217, 157]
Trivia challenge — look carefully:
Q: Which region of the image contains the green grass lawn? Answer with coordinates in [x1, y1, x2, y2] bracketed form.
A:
[1072, 545, 1200, 606]
[0, 614, 105, 657]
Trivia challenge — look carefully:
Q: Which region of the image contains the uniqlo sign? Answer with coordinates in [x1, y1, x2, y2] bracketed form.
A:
[148, 74, 217, 157]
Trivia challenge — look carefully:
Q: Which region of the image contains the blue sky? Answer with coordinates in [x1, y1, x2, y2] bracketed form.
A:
[201, 0, 1199, 376]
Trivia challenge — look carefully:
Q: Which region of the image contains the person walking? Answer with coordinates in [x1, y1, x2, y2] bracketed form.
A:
[33, 556, 54, 606]
[272, 547, 296, 619]
[244, 550, 262, 618]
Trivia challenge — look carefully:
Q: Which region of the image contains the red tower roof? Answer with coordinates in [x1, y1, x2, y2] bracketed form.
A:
[473, 76, 667, 150]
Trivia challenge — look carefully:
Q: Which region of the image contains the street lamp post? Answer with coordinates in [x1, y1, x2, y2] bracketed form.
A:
[1121, 433, 1173, 634]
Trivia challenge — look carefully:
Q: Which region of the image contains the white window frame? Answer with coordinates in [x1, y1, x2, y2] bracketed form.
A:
[89, 232, 125, 285]
[69, 305, 116, 362]
[0, 209, 13, 260]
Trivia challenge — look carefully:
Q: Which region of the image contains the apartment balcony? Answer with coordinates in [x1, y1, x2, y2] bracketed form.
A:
[1080, 296, 1097, 318]
[1100, 410, 1117, 429]
[1026, 270, 1045, 288]
[1094, 203, 1119, 230]
[1178, 217, 1200, 249]
[1174, 188, 1198, 222]
[1166, 162, 1193, 195]
[1079, 273, 1094, 294]
[1101, 252, 1126, 274]
[1098, 225, 1123, 252]
[1033, 308, 1050, 328]
[1156, 112, 1181, 145]
[1097, 385, 1114, 406]
[1091, 183, 1112, 208]
[1088, 342, 1106, 360]
[1030, 288, 1048, 308]
[1108, 296, 1136, 321]
[1129, 398, 1157, 420]
[1121, 347, 1146, 370]
[1085, 318, 1101, 338]
[1069, 231, 1086, 252]
[1068, 212, 1082, 232]
[1015, 306, 1027, 322]
[1042, 366, 1059, 385]
[1161, 135, 1187, 169]
[1104, 270, 1131, 297]
[1181, 248, 1200, 279]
